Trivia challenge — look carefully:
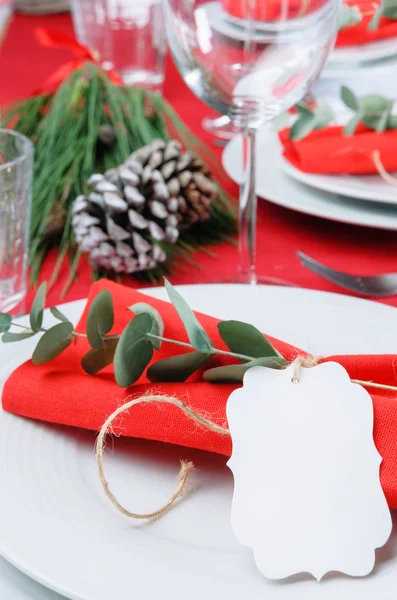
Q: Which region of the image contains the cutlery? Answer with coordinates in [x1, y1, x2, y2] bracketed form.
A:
[297, 251, 397, 297]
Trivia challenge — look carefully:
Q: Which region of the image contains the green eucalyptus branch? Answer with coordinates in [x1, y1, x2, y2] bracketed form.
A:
[0, 280, 287, 387]
[290, 85, 397, 140]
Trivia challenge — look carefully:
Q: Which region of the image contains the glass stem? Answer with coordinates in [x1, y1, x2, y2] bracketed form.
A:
[238, 126, 257, 285]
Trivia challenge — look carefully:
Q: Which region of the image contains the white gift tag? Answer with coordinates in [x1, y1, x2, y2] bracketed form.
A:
[227, 362, 392, 581]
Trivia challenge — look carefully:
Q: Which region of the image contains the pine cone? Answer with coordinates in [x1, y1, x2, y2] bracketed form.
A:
[71, 139, 218, 274]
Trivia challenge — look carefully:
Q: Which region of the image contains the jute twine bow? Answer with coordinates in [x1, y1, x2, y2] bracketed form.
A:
[96, 355, 397, 520]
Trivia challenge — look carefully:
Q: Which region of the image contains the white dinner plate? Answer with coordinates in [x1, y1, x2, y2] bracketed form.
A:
[0, 556, 65, 600]
[331, 37, 397, 65]
[223, 131, 397, 230]
[2, 285, 397, 600]
[280, 156, 397, 205]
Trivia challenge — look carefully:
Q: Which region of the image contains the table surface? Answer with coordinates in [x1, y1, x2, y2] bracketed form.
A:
[1, 12, 397, 312]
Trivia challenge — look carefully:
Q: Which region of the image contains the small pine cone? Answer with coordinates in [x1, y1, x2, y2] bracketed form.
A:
[71, 139, 218, 274]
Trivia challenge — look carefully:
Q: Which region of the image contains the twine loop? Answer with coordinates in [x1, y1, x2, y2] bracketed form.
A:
[291, 355, 321, 383]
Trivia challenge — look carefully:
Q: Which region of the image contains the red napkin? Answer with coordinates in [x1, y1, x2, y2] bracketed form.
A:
[3, 279, 397, 508]
[279, 124, 397, 175]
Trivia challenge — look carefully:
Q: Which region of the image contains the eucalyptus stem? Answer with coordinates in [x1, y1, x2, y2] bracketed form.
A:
[146, 333, 254, 362]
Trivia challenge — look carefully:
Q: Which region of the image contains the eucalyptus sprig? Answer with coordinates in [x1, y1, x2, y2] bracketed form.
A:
[339, 0, 397, 32]
[290, 86, 397, 140]
[0, 281, 287, 386]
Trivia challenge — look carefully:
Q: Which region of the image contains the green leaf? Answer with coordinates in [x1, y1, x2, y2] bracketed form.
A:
[361, 95, 393, 129]
[388, 114, 397, 129]
[384, 0, 397, 19]
[129, 302, 164, 350]
[341, 86, 360, 111]
[50, 306, 71, 323]
[204, 357, 288, 382]
[30, 282, 47, 333]
[373, 107, 392, 132]
[0, 313, 12, 333]
[81, 338, 118, 375]
[114, 313, 154, 387]
[86, 290, 114, 350]
[147, 351, 212, 383]
[338, 3, 362, 30]
[312, 104, 334, 130]
[2, 330, 36, 343]
[344, 113, 362, 135]
[368, 3, 383, 29]
[218, 320, 281, 360]
[32, 322, 74, 364]
[164, 278, 214, 353]
[289, 111, 316, 140]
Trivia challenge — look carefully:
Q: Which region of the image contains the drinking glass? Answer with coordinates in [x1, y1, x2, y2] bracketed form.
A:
[0, 130, 33, 313]
[163, 0, 339, 284]
[71, 0, 167, 90]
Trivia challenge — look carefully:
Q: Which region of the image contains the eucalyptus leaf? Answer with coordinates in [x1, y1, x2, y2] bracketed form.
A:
[341, 86, 360, 111]
[147, 351, 212, 383]
[368, 2, 383, 29]
[0, 313, 12, 333]
[129, 302, 164, 350]
[204, 357, 288, 383]
[30, 282, 47, 333]
[295, 104, 314, 117]
[218, 320, 281, 360]
[164, 278, 213, 353]
[50, 306, 71, 323]
[86, 290, 114, 350]
[338, 3, 362, 29]
[373, 107, 392, 132]
[114, 313, 154, 387]
[344, 113, 362, 135]
[2, 330, 36, 343]
[384, 0, 397, 19]
[313, 104, 334, 130]
[289, 111, 316, 140]
[32, 322, 74, 364]
[389, 114, 397, 128]
[81, 338, 119, 375]
[361, 95, 393, 130]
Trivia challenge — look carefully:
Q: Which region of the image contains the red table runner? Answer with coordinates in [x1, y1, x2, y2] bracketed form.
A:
[2, 13, 397, 310]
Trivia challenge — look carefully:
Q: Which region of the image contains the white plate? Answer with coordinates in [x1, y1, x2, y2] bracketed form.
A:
[331, 37, 397, 65]
[0, 556, 65, 600]
[223, 131, 397, 230]
[2, 285, 397, 600]
[280, 156, 397, 205]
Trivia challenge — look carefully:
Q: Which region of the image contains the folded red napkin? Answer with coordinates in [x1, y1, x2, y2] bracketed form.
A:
[221, 0, 397, 46]
[3, 279, 397, 508]
[279, 124, 397, 175]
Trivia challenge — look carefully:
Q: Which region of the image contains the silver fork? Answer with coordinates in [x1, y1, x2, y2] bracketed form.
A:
[297, 251, 397, 297]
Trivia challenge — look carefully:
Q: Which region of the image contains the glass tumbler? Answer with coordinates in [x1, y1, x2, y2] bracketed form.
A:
[71, 0, 167, 90]
[0, 130, 33, 314]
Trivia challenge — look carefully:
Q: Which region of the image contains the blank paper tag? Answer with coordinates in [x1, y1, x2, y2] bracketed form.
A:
[227, 362, 392, 581]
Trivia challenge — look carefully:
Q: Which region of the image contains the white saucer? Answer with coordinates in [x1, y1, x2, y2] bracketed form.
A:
[222, 130, 397, 230]
[2, 286, 397, 600]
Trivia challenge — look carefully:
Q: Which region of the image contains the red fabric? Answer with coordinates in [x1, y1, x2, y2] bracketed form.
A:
[279, 124, 397, 175]
[3, 279, 397, 508]
[221, 0, 397, 47]
[3, 14, 397, 307]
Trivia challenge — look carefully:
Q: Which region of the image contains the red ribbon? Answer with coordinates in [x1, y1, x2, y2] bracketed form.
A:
[31, 28, 123, 97]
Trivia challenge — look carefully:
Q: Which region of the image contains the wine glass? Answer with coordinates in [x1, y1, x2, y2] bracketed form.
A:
[163, 0, 339, 284]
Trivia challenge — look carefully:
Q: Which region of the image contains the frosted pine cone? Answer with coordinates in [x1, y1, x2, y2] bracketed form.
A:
[72, 139, 219, 274]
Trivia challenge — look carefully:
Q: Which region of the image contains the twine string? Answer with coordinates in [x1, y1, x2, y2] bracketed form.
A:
[372, 150, 397, 187]
[96, 395, 230, 520]
[97, 357, 397, 520]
